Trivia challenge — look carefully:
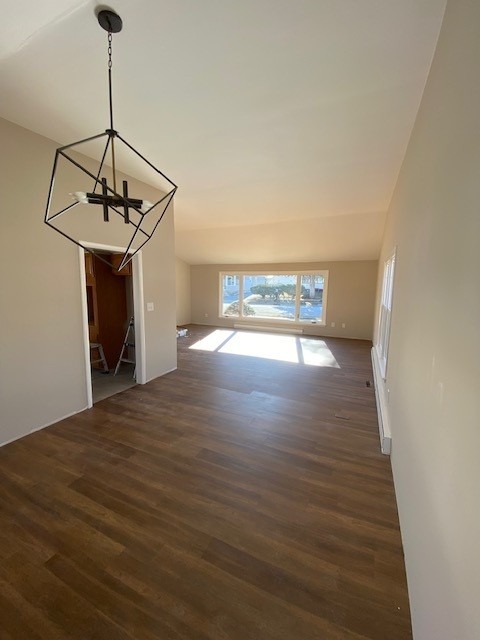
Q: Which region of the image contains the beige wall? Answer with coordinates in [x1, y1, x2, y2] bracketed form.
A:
[373, 1, 480, 638]
[175, 257, 191, 326]
[176, 212, 386, 265]
[0, 117, 177, 446]
[191, 261, 377, 340]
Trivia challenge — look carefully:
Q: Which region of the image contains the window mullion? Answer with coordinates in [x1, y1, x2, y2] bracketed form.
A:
[239, 274, 244, 319]
[295, 276, 301, 321]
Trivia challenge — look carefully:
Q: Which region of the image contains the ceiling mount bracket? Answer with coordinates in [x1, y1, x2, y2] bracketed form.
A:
[97, 10, 123, 33]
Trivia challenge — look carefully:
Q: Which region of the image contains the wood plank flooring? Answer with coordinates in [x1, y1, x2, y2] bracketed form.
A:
[0, 325, 412, 639]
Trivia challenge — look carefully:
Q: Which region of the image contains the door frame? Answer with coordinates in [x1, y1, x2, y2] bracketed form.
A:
[78, 242, 147, 408]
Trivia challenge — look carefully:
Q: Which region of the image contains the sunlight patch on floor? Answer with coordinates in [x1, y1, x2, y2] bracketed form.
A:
[190, 329, 340, 368]
[299, 338, 340, 368]
[189, 329, 234, 352]
[221, 331, 298, 363]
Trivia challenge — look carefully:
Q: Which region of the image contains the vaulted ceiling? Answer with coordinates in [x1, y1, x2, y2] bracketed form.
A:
[0, 0, 446, 264]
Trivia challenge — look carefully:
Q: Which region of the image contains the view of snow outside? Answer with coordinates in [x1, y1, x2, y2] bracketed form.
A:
[222, 274, 324, 322]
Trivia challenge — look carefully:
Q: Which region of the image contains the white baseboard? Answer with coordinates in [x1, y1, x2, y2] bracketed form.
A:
[371, 348, 392, 455]
[0, 406, 88, 449]
[233, 323, 303, 335]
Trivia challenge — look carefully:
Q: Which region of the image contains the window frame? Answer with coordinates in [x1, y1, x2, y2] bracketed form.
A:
[375, 251, 396, 379]
[219, 270, 329, 326]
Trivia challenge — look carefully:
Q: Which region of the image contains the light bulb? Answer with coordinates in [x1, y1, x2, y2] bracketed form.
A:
[71, 191, 88, 204]
[140, 200, 153, 214]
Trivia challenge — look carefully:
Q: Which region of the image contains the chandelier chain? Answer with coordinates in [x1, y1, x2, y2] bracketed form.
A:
[107, 29, 115, 184]
[108, 32, 112, 69]
[107, 30, 114, 132]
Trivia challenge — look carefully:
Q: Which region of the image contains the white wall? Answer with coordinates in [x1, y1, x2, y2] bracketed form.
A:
[0, 117, 177, 445]
[374, 1, 480, 638]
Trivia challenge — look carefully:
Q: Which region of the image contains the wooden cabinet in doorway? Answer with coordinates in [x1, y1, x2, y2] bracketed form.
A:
[85, 251, 132, 369]
[111, 253, 132, 276]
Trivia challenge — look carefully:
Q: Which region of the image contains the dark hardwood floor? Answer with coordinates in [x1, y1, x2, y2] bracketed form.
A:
[0, 325, 412, 639]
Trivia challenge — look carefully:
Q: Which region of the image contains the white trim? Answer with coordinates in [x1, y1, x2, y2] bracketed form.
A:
[233, 323, 303, 335]
[375, 345, 387, 380]
[222, 269, 328, 275]
[78, 245, 93, 407]
[132, 250, 147, 384]
[79, 241, 147, 407]
[375, 249, 396, 380]
[371, 347, 392, 455]
[321, 273, 329, 325]
[0, 407, 88, 448]
[227, 315, 326, 327]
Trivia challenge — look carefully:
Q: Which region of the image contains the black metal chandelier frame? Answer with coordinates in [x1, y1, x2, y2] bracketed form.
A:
[44, 10, 177, 271]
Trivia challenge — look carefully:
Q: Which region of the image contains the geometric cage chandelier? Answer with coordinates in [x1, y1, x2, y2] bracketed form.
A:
[44, 9, 177, 271]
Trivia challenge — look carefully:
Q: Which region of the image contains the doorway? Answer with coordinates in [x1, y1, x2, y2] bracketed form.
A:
[79, 243, 146, 407]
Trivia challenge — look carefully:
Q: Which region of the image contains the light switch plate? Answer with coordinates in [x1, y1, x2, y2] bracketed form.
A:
[146, 302, 154, 311]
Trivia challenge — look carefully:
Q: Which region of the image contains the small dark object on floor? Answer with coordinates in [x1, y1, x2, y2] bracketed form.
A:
[334, 410, 351, 420]
[366, 380, 371, 387]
